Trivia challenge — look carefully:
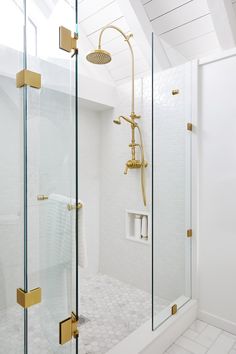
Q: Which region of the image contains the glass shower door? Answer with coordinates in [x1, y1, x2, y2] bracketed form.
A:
[152, 33, 192, 329]
[17, 1, 79, 353]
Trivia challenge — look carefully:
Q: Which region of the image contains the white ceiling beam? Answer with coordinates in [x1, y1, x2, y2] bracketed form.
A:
[116, 0, 171, 71]
[207, 0, 236, 49]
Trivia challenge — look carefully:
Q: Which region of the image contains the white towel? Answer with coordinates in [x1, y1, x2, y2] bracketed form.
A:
[46, 193, 88, 268]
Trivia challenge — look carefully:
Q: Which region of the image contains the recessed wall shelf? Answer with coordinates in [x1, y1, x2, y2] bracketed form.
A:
[126, 210, 150, 245]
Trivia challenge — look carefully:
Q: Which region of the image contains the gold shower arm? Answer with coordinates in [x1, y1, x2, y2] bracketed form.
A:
[98, 25, 135, 115]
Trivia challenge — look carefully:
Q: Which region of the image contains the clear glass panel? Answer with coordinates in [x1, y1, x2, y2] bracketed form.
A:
[152, 33, 192, 329]
[24, 0, 78, 353]
[0, 1, 24, 352]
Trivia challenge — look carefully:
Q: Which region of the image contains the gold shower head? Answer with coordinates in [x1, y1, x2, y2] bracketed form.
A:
[86, 49, 112, 65]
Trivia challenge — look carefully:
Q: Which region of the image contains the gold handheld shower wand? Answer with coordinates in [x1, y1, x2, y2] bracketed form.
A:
[86, 25, 148, 206]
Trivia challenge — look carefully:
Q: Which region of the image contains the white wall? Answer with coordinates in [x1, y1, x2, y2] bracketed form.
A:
[198, 53, 236, 333]
[99, 79, 152, 293]
[79, 106, 101, 275]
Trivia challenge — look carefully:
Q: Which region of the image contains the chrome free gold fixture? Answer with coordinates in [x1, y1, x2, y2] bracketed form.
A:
[86, 26, 148, 206]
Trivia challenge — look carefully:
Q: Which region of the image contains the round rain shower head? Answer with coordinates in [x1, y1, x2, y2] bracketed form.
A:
[86, 49, 112, 65]
[113, 117, 121, 125]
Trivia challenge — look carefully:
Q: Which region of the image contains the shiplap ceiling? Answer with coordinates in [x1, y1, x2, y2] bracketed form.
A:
[79, 0, 149, 83]
[80, 0, 236, 83]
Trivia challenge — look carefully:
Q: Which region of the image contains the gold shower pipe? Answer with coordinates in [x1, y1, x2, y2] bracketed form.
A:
[98, 25, 135, 115]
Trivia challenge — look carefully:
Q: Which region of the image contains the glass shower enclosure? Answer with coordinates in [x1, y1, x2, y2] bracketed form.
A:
[0, 1, 79, 353]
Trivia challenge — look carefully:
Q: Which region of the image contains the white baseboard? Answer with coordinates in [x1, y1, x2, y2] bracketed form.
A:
[107, 300, 197, 354]
[198, 310, 236, 335]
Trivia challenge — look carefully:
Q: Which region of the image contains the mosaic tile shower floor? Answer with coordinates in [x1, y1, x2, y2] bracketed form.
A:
[0, 273, 168, 354]
[79, 273, 167, 354]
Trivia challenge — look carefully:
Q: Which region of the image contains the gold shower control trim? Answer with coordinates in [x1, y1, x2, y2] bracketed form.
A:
[16, 288, 42, 308]
[16, 69, 41, 89]
[37, 195, 49, 201]
[59, 26, 78, 53]
[171, 304, 178, 315]
[59, 312, 79, 345]
[67, 202, 83, 211]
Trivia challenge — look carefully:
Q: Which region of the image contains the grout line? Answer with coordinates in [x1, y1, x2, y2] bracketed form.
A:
[158, 13, 210, 36]
[150, 0, 194, 22]
[80, 0, 116, 24]
[172, 30, 215, 48]
[87, 16, 124, 37]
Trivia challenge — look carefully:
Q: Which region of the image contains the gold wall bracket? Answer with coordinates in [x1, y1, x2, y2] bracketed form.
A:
[16, 69, 41, 89]
[67, 202, 83, 211]
[59, 26, 78, 53]
[187, 122, 193, 131]
[171, 304, 178, 315]
[59, 312, 79, 345]
[17, 288, 42, 308]
[187, 229, 193, 238]
[37, 194, 49, 201]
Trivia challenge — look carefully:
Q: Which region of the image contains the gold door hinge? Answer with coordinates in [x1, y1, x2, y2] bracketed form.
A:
[187, 229, 193, 238]
[187, 122, 193, 131]
[16, 69, 41, 89]
[59, 26, 78, 53]
[59, 312, 79, 345]
[171, 304, 178, 315]
[172, 89, 179, 95]
[17, 288, 42, 308]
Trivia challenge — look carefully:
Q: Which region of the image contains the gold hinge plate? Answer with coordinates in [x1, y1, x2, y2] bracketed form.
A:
[172, 89, 179, 95]
[187, 229, 193, 238]
[16, 69, 41, 89]
[59, 26, 78, 53]
[17, 287, 42, 308]
[171, 304, 178, 315]
[59, 312, 79, 345]
[187, 122, 193, 131]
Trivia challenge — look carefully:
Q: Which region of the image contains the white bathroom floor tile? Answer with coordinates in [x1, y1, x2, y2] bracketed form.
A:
[190, 320, 208, 334]
[207, 333, 235, 354]
[164, 320, 236, 354]
[166, 344, 193, 354]
[175, 336, 207, 354]
[194, 324, 222, 348]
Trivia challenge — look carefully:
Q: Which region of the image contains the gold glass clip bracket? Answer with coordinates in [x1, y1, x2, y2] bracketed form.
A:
[59, 26, 78, 56]
[16, 288, 42, 308]
[16, 69, 41, 89]
[59, 312, 79, 345]
[187, 123, 193, 131]
[67, 202, 83, 211]
[187, 229, 193, 238]
[171, 304, 178, 315]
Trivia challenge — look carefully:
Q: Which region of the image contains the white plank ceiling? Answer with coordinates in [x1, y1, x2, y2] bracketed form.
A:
[79, 0, 149, 83]
[79, 0, 236, 83]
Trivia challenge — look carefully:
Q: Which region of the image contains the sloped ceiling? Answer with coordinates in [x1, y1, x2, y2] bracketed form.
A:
[80, 0, 236, 83]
